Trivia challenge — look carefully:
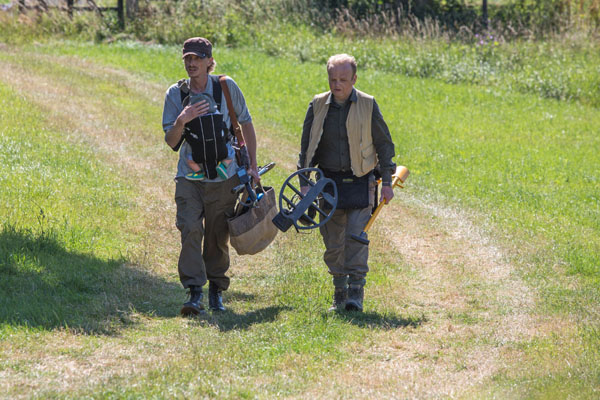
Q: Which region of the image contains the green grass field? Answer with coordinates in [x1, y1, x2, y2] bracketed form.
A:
[1, 39, 599, 398]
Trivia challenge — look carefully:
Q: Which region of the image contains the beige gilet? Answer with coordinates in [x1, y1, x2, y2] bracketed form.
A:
[304, 89, 377, 177]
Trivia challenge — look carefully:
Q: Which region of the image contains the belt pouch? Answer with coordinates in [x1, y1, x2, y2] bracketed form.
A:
[323, 170, 371, 209]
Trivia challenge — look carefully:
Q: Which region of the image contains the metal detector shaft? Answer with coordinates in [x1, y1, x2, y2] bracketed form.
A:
[231, 162, 276, 194]
[351, 166, 410, 245]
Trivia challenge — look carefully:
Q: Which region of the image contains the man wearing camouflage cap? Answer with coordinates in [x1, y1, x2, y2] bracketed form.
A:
[162, 37, 259, 315]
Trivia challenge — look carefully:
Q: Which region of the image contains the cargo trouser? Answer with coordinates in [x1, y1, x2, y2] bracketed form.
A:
[174, 176, 239, 290]
[319, 178, 376, 287]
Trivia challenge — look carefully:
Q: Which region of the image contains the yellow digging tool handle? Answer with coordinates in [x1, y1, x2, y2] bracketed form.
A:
[362, 166, 410, 234]
[363, 201, 385, 233]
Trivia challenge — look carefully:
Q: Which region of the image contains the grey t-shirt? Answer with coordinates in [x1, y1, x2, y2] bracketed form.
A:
[162, 76, 252, 180]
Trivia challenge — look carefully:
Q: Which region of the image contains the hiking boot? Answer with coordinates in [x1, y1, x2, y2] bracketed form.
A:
[328, 287, 348, 312]
[345, 284, 364, 312]
[181, 285, 205, 316]
[208, 281, 225, 312]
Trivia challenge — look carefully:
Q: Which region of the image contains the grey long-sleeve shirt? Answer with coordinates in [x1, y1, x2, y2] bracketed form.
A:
[298, 89, 396, 185]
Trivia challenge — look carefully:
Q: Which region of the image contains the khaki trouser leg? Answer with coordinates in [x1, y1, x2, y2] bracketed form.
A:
[175, 179, 207, 289]
[175, 177, 238, 290]
[320, 206, 371, 282]
[201, 177, 238, 291]
[320, 177, 375, 286]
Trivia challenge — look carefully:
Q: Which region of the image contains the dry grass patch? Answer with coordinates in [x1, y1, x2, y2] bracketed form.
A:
[314, 195, 577, 398]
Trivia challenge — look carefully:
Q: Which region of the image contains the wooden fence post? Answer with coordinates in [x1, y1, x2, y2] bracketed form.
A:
[482, 0, 488, 29]
[117, 0, 124, 28]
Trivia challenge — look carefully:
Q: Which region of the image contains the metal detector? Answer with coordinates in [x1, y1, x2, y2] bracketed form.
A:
[231, 162, 276, 208]
[272, 168, 338, 232]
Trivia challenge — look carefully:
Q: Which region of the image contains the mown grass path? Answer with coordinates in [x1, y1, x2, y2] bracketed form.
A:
[0, 44, 595, 398]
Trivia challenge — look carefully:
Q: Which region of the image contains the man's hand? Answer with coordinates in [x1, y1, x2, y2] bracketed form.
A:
[165, 100, 211, 149]
[380, 185, 394, 204]
[248, 165, 260, 183]
[178, 100, 210, 124]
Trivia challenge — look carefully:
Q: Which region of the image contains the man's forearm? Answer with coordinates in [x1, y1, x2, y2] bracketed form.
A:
[241, 122, 258, 169]
[371, 101, 396, 185]
[165, 118, 185, 149]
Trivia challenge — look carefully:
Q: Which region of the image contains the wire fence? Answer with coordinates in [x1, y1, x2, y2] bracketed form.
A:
[16, 0, 125, 26]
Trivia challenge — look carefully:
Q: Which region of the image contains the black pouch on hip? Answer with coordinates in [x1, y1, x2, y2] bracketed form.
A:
[323, 170, 371, 209]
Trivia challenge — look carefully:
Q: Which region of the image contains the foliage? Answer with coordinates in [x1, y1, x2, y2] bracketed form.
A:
[1, 1, 599, 107]
[4, 0, 597, 45]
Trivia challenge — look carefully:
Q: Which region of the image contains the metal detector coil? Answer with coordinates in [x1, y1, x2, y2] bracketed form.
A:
[272, 168, 338, 232]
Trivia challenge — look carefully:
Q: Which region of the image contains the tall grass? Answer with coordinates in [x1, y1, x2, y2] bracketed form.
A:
[2, 1, 599, 107]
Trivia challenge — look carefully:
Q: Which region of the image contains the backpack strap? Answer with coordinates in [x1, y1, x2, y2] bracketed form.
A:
[218, 75, 244, 147]
[172, 84, 190, 152]
[210, 75, 222, 112]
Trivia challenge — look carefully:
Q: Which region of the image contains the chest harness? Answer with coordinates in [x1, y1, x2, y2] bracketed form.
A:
[178, 75, 232, 179]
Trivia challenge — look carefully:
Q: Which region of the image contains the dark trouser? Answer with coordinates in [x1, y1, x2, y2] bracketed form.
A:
[174, 176, 239, 290]
[319, 177, 376, 287]
[320, 207, 372, 286]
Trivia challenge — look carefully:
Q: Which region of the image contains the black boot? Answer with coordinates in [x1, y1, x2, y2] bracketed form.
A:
[328, 287, 348, 312]
[181, 285, 205, 316]
[208, 281, 225, 312]
[345, 284, 364, 312]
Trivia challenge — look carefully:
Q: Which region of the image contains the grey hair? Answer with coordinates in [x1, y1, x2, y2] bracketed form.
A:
[327, 54, 357, 75]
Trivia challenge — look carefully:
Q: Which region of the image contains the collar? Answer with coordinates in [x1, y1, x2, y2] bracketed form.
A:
[325, 88, 357, 105]
[178, 77, 213, 94]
